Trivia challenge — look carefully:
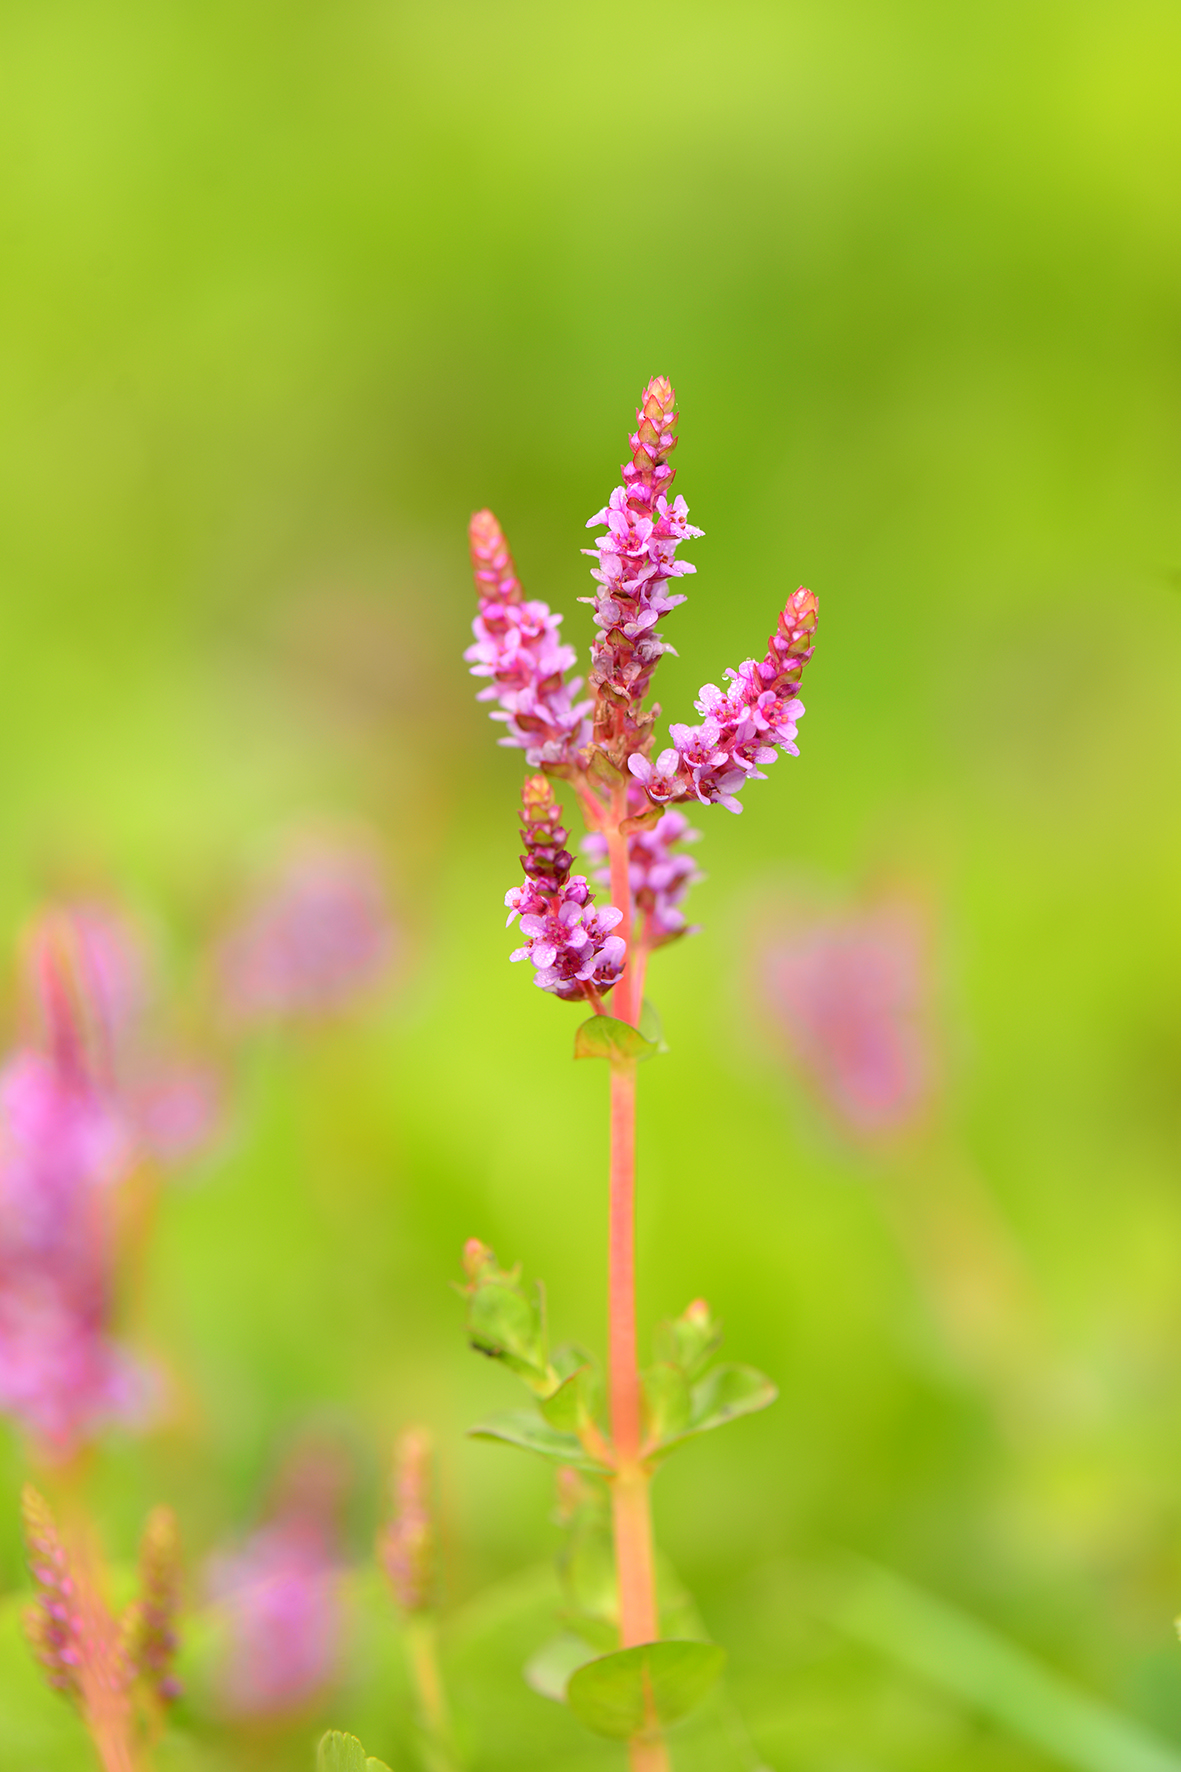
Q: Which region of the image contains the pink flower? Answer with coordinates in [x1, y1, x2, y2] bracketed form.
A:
[505, 778, 625, 1003]
[0, 1034, 146, 1457]
[583, 378, 701, 759]
[219, 836, 394, 1023]
[209, 1520, 342, 1718]
[762, 903, 931, 1136]
[629, 586, 819, 813]
[584, 800, 703, 948]
[209, 1438, 350, 1719]
[465, 509, 591, 767]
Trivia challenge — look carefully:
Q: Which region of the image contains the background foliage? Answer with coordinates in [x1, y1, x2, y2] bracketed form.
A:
[1, 1, 1180, 1767]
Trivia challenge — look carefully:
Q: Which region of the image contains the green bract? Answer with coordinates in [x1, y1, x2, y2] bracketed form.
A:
[573, 1014, 658, 1063]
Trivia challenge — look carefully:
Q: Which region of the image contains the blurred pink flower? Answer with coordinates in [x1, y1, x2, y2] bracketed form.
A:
[219, 839, 394, 1023]
[465, 509, 591, 769]
[762, 903, 932, 1137]
[208, 1518, 343, 1719]
[209, 1437, 350, 1719]
[0, 930, 147, 1458]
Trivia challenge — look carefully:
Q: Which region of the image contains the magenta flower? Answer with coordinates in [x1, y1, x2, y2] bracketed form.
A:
[219, 835, 394, 1023]
[628, 585, 819, 814]
[464, 379, 818, 1017]
[209, 1440, 350, 1719]
[465, 509, 592, 767]
[582, 378, 701, 762]
[762, 902, 931, 1136]
[0, 926, 148, 1459]
[585, 799, 703, 948]
[505, 777, 625, 1003]
[209, 1519, 343, 1718]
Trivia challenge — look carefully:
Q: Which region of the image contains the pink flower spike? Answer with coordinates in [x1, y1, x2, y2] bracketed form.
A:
[584, 379, 702, 764]
[639, 586, 819, 813]
[219, 834, 395, 1025]
[208, 1437, 350, 1720]
[505, 777, 625, 1003]
[762, 901, 931, 1137]
[465, 509, 591, 767]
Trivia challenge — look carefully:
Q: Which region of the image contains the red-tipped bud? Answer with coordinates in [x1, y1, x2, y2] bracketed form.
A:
[518, 776, 574, 891]
[462, 1238, 493, 1286]
[765, 586, 820, 695]
[623, 377, 679, 510]
[469, 509, 523, 606]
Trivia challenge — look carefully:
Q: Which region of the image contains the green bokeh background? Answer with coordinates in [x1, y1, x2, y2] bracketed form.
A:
[1, 2, 1181, 1767]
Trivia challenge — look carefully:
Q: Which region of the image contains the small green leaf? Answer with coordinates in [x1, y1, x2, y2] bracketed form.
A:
[641, 1361, 691, 1447]
[469, 1410, 610, 1471]
[638, 999, 669, 1054]
[653, 1299, 724, 1382]
[685, 1364, 777, 1440]
[574, 1015, 658, 1064]
[466, 1279, 550, 1387]
[650, 1365, 778, 1456]
[540, 1365, 599, 1434]
[317, 1731, 392, 1772]
[566, 1640, 726, 1739]
[523, 1632, 601, 1702]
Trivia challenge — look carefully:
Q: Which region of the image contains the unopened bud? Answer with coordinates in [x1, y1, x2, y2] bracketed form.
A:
[377, 1427, 436, 1614]
[123, 1505, 183, 1706]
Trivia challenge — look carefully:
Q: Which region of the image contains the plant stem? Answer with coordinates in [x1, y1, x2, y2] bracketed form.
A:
[404, 1615, 457, 1772]
[605, 784, 669, 1770]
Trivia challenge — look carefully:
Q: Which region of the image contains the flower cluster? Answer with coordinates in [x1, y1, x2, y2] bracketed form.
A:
[585, 798, 703, 948]
[505, 777, 625, 1002]
[219, 835, 394, 1024]
[208, 1439, 348, 1719]
[466, 379, 818, 1011]
[628, 586, 819, 813]
[465, 509, 591, 768]
[762, 902, 931, 1136]
[22, 1485, 182, 1754]
[583, 377, 702, 761]
[0, 921, 147, 1459]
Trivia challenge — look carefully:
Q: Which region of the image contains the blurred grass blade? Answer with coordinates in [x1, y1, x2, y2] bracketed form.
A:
[829, 1562, 1181, 1772]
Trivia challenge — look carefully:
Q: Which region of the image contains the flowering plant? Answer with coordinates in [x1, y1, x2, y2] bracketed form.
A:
[460, 378, 819, 1769]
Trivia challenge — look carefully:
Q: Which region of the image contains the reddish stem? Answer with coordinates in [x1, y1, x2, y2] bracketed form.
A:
[601, 774, 668, 1765]
[608, 1061, 642, 1469]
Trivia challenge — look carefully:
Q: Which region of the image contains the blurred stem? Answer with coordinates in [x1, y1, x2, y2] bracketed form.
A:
[404, 1615, 457, 1772]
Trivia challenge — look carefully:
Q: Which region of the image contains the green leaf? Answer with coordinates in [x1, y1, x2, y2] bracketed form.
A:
[574, 1015, 658, 1064]
[641, 1361, 691, 1447]
[317, 1731, 392, 1772]
[540, 1365, 598, 1434]
[466, 1279, 550, 1387]
[638, 998, 669, 1054]
[655, 1364, 778, 1455]
[469, 1410, 609, 1471]
[523, 1632, 600, 1702]
[566, 1640, 727, 1739]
